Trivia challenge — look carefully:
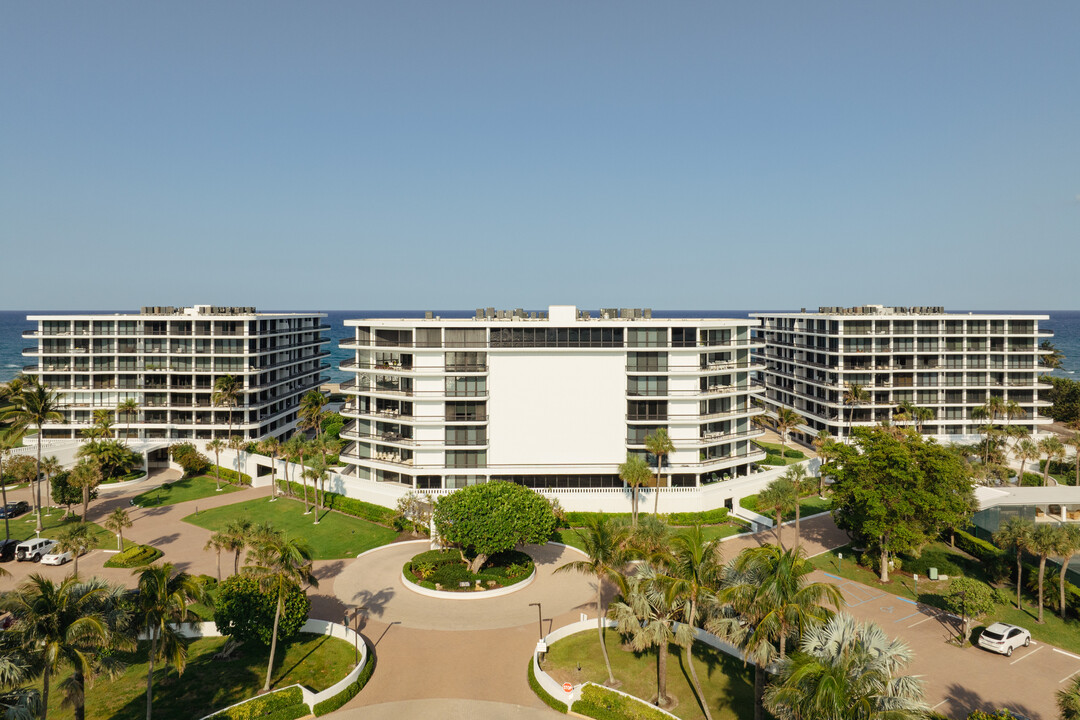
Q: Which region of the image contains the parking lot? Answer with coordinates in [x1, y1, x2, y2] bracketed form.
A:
[820, 571, 1080, 719]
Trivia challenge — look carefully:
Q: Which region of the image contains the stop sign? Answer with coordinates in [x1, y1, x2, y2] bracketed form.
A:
[563, 683, 573, 693]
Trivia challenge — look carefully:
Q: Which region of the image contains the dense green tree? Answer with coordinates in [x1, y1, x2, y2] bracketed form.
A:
[825, 428, 974, 582]
[50, 471, 87, 517]
[942, 577, 996, 645]
[434, 480, 556, 573]
[212, 573, 310, 647]
[555, 514, 630, 688]
[618, 453, 652, 526]
[168, 442, 210, 476]
[1045, 376, 1080, 424]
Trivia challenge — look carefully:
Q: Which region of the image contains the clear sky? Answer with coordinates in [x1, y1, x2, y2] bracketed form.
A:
[2, 2, 1078, 311]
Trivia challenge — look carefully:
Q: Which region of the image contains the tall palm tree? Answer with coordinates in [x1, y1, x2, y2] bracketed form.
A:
[56, 523, 94, 576]
[994, 517, 1035, 610]
[246, 530, 317, 693]
[763, 613, 927, 720]
[303, 462, 328, 523]
[1057, 524, 1080, 620]
[774, 408, 804, 455]
[68, 460, 102, 520]
[259, 437, 282, 496]
[104, 507, 132, 551]
[298, 390, 328, 439]
[610, 564, 691, 709]
[131, 563, 204, 720]
[293, 438, 314, 513]
[2, 376, 63, 533]
[842, 383, 870, 437]
[311, 436, 342, 506]
[282, 433, 307, 500]
[1040, 435, 1067, 486]
[8, 575, 122, 720]
[618, 453, 651, 526]
[212, 375, 242, 440]
[665, 526, 724, 720]
[116, 398, 139, 444]
[1059, 673, 1080, 720]
[812, 430, 834, 498]
[713, 544, 844, 720]
[758, 477, 798, 550]
[90, 410, 114, 440]
[204, 532, 228, 582]
[206, 438, 225, 491]
[1069, 431, 1080, 488]
[222, 518, 253, 575]
[227, 436, 246, 485]
[782, 464, 809, 548]
[644, 428, 674, 517]
[1030, 523, 1061, 623]
[1015, 438, 1040, 482]
[555, 515, 630, 687]
[39, 456, 61, 516]
[1042, 340, 1065, 370]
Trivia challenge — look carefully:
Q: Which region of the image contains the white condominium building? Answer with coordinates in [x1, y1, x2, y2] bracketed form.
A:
[339, 306, 766, 490]
[752, 305, 1054, 441]
[21, 305, 329, 441]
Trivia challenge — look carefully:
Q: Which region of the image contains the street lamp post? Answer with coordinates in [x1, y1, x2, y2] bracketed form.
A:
[529, 602, 543, 641]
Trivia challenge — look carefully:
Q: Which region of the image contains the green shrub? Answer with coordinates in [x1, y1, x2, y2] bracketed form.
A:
[430, 563, 473, 588]
[205, 685, 306, 719]
[563, 511, 631, 528]
[1021, 473, 1044, 487]
[952, 529, 1008, 581]
[313, 651, 375, 716]
[104, 544, 163, 568]
[210, 465, 252, 486]
[760, 454, 786, 466]
[665, 508, 729, 525]
[527, 658, 567, 713]
[214, 574, 310, 646]
[572, 684, 674, 720]
[170, 442, 211, 476]
[282, 481, 396, 526]
[901, 547, 963, 578]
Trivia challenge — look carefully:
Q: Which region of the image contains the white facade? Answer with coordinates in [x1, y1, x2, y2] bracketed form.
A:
[339, 306, 767, 490]
[752, 305, 1054, 441]
[21, 305, 329, 441]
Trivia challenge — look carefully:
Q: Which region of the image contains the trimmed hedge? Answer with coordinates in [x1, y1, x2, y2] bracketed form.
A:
[104, 544, 163, 568]
[211, 465, 252, 486]
[527, 658, 567, 713]
[313, 650, 375, 716]
[572, 684, 674, 720]
[562, 508, 733, 528]
[282, 480, 396, 526]
[205, 685, 307, 720]
[760, 454, 787, 466]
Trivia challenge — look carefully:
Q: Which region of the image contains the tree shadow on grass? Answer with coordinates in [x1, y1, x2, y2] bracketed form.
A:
[675, 642, 755, 720]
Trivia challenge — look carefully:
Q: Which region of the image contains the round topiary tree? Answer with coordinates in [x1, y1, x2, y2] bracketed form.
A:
[434, 480, 557, 573]
[213, 573, 310, 646]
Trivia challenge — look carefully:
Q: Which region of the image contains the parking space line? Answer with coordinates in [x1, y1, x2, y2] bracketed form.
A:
[1010, 646, 1042, 665]
[908, 614, 938, 628]
[1060, 667, 1080, 684]
[1055, 648, 1080, 661]
[931, 700, 948, 710]
[893, 611, 921, 623]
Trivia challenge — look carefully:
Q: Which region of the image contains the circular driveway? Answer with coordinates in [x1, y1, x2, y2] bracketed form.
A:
[330, 540, 597, 631]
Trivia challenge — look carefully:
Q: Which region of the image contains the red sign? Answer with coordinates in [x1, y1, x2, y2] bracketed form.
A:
[563, 683, 573, 693]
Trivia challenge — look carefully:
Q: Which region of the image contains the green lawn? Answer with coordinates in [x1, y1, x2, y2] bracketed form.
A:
[740, 494, 831, 522]
[544, 627, 753, 720]
[6, 510, 131, 551]
[183, 496, 398, 560]
[132, 475, 244, 507]
[34, 632, 357, 720]
[811, 543, 1080, 655]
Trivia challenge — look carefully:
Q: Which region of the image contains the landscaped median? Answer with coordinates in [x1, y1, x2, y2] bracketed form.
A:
[402, 548, 535, 595]
[103, 543, 163, 568]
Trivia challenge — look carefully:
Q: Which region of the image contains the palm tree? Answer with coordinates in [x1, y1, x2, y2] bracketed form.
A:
[713, 544, 844, 720]
[1030, 523, 1061, 623]
[116, 398, 139, 444]
[1057, 524, 1080, 620]
[90, 409, 114, 440]
[56, 522, 94, 576]
[39, 456, 61, 516]
[1042, 340, 1065, 370]
[1069, 432, 1080, 488]
[303, 462, 328, 523]
[311, 436, 342, 507]
[282, 433, 307, 500]
[299, 390, 328, 439]
[782, 464, 809, 548]
[68, 459, 102, 520]
[911, 406, 933, 434]
[2, 376, 63, 533]
[618, 453, 651, 526]
[842, 383, 870, 437]
[610, 564, 691, 709]
[104, 507, 132, 551]
[246, 530, 318, 693]
[994, 517, 1035, 610]
[8, 575, 122, 720]
[774, 408, 804, 455]
[0, 430, 24, 541]
[206, 438, 225, 491]
[763, 613, 927, 720]
[555, 514, 630, 687]
[259, 437, 282, 496]
[222, 518, 253, 575]
[212, 375, 242, 440]
[1015, 438, 1040, 483]
[294, 438, 314, 513]
[758, 477, 798, 550]
[227, 436, 246, 485]
[204, 532, 228, 582]
[811, 430, 834, 497]
[0, 627, 40, 719]
[1058, 673, 1080, 720]
[1040, 435, 1067, 486]
[644, 428, 674, 517]
[131, 563, 205, 720]
[665, 526, 724, 720]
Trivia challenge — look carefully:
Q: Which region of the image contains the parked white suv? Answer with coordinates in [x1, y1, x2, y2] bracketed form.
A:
[978, 623, 1032, 656]
[15, 538, 58, 563]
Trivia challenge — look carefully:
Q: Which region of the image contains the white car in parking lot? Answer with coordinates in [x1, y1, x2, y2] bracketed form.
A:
[40, 549, 74, 566]
[978, 622, 1032, 656]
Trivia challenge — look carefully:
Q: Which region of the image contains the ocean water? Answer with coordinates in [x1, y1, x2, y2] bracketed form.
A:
[2, 309, 1078, 385]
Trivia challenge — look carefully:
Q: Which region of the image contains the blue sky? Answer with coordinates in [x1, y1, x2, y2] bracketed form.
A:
[2, 2, 1078, 311]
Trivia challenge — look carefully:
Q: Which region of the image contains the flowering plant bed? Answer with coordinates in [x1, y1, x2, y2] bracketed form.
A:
[403, 548, 534, 592]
